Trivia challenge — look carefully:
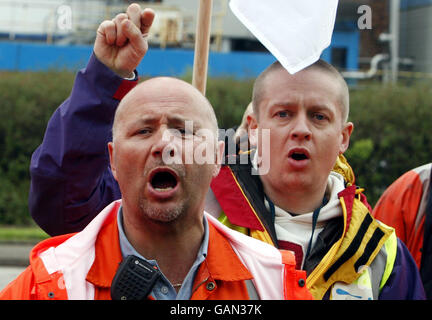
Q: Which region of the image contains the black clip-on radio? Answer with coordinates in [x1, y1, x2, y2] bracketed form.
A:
[111, 255, 162, 300]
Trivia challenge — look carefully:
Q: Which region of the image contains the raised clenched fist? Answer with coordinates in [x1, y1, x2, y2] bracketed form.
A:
[94, 3, 155, 78]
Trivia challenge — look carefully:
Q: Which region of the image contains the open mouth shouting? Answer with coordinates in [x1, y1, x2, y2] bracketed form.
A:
[147, 167, 180, 199]
[287, 148, 310, 169]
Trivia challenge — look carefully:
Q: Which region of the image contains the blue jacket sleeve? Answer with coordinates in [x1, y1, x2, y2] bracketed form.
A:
[379, 238, 426, 300]
[29, 53, 137, 236]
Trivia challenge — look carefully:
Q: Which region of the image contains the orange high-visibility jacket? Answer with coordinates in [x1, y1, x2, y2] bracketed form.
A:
[0, 200, 312, 300]
[373, 163, 432, 269]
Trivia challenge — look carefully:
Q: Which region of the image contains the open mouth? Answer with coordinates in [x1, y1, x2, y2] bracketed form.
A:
[149, 169, 179, 192]
[288, 149, 310, 161]
[290, 153, 308, 161]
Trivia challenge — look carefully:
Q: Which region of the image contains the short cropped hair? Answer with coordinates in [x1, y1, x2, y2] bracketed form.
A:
[252, 59, 349, 123]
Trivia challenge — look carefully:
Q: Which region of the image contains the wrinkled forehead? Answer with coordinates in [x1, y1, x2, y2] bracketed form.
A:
[115, 81, 217, 133]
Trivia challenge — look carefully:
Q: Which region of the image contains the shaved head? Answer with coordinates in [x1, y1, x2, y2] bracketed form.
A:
[112, 77, 219, 142]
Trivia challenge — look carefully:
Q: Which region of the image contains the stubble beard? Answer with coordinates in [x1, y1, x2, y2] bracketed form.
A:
[139, 198, 187, 223]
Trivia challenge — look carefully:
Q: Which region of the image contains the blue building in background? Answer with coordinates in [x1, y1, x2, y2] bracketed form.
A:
[0, 30, 361, 79]
[0, 0, 374, 78]
[0, 29, 360, 79]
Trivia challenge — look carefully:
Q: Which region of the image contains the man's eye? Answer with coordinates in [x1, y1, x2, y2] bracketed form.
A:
[138, 128, 151, 135]
[277, 111, 289, 118]
[313, 113, 327, 121]
[183, 128, 196, 135]
[171, 128, 193, 137]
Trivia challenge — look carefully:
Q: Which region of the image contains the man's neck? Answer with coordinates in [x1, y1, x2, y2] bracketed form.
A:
[122, 209, 205, 285]
[263, 183, 328, 215]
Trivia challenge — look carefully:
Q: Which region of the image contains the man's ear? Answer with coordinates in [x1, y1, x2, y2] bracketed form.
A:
[339, 122, 354, 154]
[108, 142, 118, 181]
[247, 114, 259, 147]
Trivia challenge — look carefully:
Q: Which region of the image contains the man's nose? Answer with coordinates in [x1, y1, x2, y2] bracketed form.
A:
[290, 114, 312, 141]
[152, 128, 175, 157]
[151, 128, 181, 161]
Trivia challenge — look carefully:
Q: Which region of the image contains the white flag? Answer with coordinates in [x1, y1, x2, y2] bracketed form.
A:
[229, 0, 339, 74]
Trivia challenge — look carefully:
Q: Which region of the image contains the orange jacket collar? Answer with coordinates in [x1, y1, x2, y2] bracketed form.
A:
[86, 210, 252, 290]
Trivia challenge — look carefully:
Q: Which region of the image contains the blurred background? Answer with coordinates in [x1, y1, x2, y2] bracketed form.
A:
[0, 0, 432, 285]
[0, 0, 428, 78]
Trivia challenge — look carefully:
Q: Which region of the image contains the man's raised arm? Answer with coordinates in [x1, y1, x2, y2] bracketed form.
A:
[29, 4, 154, 236]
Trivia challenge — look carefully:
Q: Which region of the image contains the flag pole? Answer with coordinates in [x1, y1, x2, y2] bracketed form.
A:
[192, 0, 213, 95]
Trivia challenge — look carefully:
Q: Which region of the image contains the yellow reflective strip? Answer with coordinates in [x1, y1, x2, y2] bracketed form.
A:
[250, 229, 275, 246]
[355, 188, 365, 200]
[379, 229, 397, 291]
[307, 197, 348, 298]
[218, 212, 249, 235]
[238, 149, 253, 155]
